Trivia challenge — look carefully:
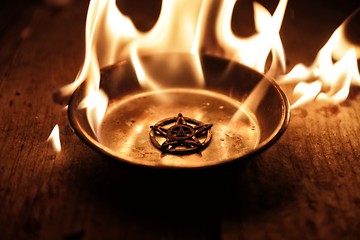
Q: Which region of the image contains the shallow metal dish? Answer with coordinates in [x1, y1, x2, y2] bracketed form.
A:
[68, 54, 290, 169]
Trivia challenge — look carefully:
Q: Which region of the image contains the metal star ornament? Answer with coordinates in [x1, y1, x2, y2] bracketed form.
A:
[149, 113, 213, 155]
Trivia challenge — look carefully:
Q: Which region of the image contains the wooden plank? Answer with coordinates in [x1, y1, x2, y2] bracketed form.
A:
[0, 1, 90, 239]
[0, 0, 359, 239]
[0, 2, 35, 76]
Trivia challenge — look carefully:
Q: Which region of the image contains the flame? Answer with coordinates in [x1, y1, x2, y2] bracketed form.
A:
[47, 125, 61, 153]
[57, 0, 360, 142]
[78, 89, 109, 135]
[279, 11, 360, 108]
[217, 0, 287, 74]
[130, 0, 207, 89]
[70, 0, 289, 85]
[58, 0, 289, 136]
[58, 0, 131, 134]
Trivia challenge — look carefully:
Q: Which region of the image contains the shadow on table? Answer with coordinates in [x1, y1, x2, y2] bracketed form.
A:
[71, 147, 298, 239]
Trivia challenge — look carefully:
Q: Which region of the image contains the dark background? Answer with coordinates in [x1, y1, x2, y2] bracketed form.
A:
[0, 0, 360, 239]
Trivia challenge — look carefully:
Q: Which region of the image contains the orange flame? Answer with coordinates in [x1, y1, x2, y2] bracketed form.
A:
[279, 11, 360, 108]
[129, 0, 206, 90]
[56, 0, 360, 147]
[47, 124, 61, 153]
[57, 0, 289, 138]
[217, 0, 287, 74]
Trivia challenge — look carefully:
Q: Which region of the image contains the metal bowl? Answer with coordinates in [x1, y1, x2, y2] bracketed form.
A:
[68, 53, 290, 169]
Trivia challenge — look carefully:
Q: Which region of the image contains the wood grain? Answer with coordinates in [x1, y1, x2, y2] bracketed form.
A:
[0, 0, 359, 239]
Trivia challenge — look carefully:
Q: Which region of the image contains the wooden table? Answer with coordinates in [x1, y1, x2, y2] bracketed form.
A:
[1, 0, 359, 239]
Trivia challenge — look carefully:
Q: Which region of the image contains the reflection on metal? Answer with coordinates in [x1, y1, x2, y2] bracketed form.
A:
[150, 113, 213, 155]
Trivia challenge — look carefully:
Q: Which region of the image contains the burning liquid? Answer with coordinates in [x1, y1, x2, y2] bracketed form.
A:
[98, 89, 259, 167]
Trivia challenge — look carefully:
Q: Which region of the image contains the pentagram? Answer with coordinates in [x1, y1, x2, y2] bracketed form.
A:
[150, 113, 213, 155]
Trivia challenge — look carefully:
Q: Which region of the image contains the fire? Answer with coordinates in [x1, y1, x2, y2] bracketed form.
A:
[217, 0, 287, 74]
[58, 0, 289, 139]
[279, 10, 360, 108]
[52, 0, 360, 152]
[130, 0, 207, 89]
[47, 124, 61, 153]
